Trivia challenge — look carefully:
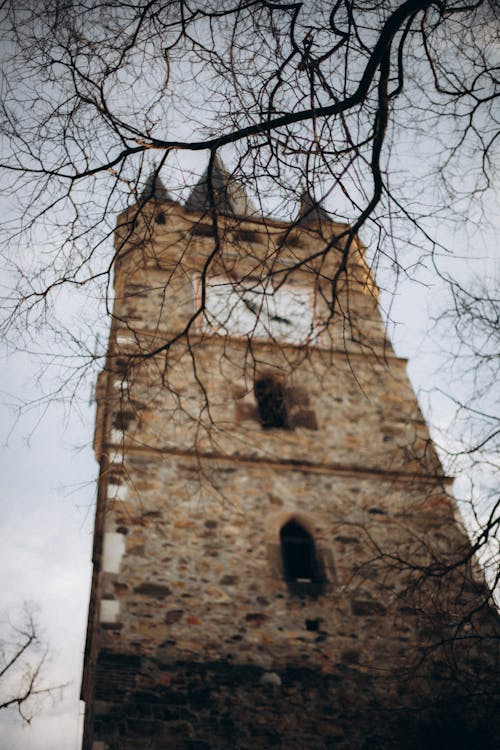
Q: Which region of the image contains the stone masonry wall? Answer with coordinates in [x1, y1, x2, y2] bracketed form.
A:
[82, 201, 500, 749]
[90, 658, 499, 750]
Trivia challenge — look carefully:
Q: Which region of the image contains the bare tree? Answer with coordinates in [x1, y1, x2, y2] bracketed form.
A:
[0, 0, 497, 591]
[430, 276, 500, 596]
[0, 0, 497, 586]
[0, 0, 497, 338]
[0, 5, 496, 493]
[0, 5, 497, 745]
[0, 605, 63, 724]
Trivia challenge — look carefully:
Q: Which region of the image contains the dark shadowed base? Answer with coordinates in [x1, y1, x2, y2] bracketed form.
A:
[84, 656, 500, 750]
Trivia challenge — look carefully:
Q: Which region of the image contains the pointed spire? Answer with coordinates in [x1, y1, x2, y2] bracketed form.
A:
[184, 155, 257, 217]
[139, 169, 174, 203]
[297, 190, 332, 225]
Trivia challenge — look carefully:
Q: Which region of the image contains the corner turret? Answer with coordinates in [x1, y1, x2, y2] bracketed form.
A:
[139, 169, 175, 203]
[296, 189, 333, 225]
[184, 155, 257, 217]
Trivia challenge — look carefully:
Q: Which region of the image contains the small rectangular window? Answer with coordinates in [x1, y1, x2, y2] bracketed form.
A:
[190, 223, 214, 237]
[254, 377, 289, 429]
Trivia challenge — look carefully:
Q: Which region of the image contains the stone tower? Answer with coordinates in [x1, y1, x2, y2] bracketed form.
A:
[81, 162, 499, 750]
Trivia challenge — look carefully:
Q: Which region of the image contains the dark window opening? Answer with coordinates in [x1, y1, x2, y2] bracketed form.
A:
[156, 212, 166, 224]
[279, 521, 327, 596]
[234, 228, 259, 243]
[281, 230, 306, 248]
[190, 223, 215, 237]
[252, 378, 318, 431]
[254, 377, 289, 429]
[305, 618, 320, 632]
[280, 520, 319, 582]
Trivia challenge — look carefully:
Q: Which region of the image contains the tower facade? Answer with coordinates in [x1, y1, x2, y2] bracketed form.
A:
[82, 165, 499, 749]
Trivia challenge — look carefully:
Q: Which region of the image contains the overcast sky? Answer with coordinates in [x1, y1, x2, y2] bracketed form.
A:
[0, 346, 95, 750]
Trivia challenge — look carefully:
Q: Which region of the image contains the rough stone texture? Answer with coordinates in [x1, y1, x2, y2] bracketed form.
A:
[82, 199, 500, 750]
[89, 659, 497, 750]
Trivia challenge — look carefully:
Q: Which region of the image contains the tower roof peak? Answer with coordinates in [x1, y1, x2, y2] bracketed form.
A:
[296, 189, 332, 225]
[184, 155, 257, 217]
[139, 169, 174, 203]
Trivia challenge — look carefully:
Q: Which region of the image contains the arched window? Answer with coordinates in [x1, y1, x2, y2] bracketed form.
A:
[280, 520, 319, 583]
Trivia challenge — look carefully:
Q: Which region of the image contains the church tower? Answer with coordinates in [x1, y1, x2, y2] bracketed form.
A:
[81, 162, 499, 750]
